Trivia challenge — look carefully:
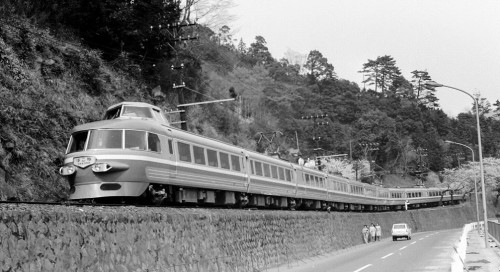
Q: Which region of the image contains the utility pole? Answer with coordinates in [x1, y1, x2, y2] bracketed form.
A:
[301, 114, 328, 168]
[413, 147, 428, 186]
[359, 142, 380, 181]
[167, 22, 198, 130]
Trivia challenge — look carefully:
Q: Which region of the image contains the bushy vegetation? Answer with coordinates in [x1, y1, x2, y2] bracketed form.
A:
[0, 1, 499, 201]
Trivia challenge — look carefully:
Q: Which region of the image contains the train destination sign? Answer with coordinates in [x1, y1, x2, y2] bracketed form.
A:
[73, 156, 96, 168]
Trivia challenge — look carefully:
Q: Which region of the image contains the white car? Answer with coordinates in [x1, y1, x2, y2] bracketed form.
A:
[392, 223, 412, 241]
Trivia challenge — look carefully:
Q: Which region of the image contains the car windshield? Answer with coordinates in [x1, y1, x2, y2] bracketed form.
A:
[393, 224, 406, 229]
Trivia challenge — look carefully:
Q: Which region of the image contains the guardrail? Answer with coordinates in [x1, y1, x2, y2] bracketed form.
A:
[488, 220, 500, 245]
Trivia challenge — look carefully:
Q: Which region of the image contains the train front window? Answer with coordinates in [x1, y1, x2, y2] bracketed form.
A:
[88, 130, 123, 149]
[122, 106, 153, 118]
[68, 131, 89, 153]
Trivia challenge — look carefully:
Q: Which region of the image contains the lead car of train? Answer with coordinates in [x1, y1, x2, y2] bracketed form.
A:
[59, 102, 465, 211]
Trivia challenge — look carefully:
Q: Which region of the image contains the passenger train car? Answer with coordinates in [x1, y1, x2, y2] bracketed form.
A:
[59, 102, 465, 211]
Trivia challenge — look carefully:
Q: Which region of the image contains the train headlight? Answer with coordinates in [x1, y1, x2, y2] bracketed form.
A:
[92, 163, 112, 173]
[59, 165, 76, 176]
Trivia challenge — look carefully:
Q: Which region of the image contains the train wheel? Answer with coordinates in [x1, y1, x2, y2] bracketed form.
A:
[236, 193, 249, 208]
[148, 185, 168, 206]
[288, 198, 296, 210]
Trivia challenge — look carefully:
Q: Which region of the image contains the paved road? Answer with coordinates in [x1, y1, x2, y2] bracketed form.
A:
[269, 229, 462, 272]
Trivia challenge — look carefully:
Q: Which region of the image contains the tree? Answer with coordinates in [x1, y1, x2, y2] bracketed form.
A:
[217, 25, 234, 49]
[360, 55, 401, 94]
[237, 38, 247, 54]
[181, 0, 235, 29]
[1, 0, 182, 64]
[247, 36, 274, 66]
[304, 50, 335, 82]
[472, 94, 491, 117]
[267, 58, 301, 83]
[410, 70, 439, 108]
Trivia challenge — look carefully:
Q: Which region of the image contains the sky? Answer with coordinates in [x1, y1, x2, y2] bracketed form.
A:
[228, 0, 500, 117]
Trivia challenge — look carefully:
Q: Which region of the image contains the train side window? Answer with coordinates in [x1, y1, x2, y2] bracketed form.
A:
[193, 146, 206, 165]
[104, 107, 121, 119]
[271, 165, 278, 179]
[168, 140, 173, 154]
[147, 133, 161, 152]
[278, 167, 285, 180]
[254, 161, 263, 176]
[152, 109, 165, 122]
[320, 177, 324, 188]
[285, 169, 292, 182]
[178, 142, 192, 162]
[315, 176, 319, 187]
[125, 130, 147, 150]
[207, 149, 218, 167]
[305, 174, 310, 185]
[231, 155, 241, 172]
[263, 164, 271, 177]
[220, 152, 230, 169]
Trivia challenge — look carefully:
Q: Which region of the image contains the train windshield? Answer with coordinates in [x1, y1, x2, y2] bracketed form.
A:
[67, 129, 161, 154]
[104, 106, 153, 119]
[122, 106, 153, 118]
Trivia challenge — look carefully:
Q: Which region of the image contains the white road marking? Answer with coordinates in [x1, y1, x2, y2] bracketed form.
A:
[353, 264, 372, 272]
[419, 238, 424, 240]
[381, 253, 394, 259]
[411, 241, 416, 245]
[399, 246, 407, 250]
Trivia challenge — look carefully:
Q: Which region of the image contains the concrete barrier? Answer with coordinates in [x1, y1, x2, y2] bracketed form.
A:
[451, 222, 481, 272]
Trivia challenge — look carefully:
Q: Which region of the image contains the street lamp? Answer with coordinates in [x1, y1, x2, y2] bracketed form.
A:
[445, 140, 480, 233]
[426, 80, 488, 247]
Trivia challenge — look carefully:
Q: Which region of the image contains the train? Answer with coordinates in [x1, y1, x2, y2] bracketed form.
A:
[59, 102, 465, 211]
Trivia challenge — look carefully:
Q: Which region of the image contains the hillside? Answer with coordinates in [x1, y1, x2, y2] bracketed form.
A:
[0, 18, 169, 200]
[0, 3, 499, 201]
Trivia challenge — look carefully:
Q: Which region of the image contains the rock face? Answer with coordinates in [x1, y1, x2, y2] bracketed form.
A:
[0, 167, 17, 201]
[0, 143, 17, 201]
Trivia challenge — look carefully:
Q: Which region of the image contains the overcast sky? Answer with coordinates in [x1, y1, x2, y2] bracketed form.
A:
[228, 0, 500, 117]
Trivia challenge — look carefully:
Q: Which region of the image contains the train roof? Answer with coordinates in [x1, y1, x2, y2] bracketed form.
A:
[104, 101, 170, 125]
[71, 118, 166, 135]
[106, 101, 162, 111]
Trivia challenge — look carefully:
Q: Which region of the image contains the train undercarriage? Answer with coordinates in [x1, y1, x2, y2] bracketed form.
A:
[143, 183, 462, 212]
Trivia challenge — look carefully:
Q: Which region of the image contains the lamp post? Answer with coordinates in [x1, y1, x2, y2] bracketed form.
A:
[445, 140, 480, 233]
[426, 80, 488, 247]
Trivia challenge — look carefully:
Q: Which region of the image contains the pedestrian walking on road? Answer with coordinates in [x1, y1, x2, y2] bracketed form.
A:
[362, 225, 369, 244]
[375, 223, 382, 241]
[369, 223, 376, 242]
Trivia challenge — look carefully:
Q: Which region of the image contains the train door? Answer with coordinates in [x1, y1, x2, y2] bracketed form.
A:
[242, 151, 251, 192]
[291, 164, 298, 197]
[162, 128, 177, 177]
